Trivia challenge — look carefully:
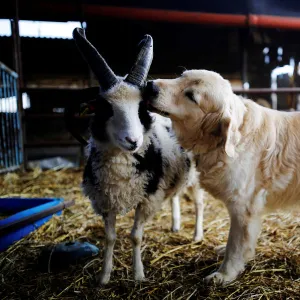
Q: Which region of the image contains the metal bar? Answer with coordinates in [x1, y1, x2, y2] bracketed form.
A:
[9, 74, 17, 165]
[0, 113, 3, 169]
[1, 70, 10, 168]
[0, 75, 4, 170]
[0, 71, 8, 168]
[7, 72, 16, 167]
[5, 72, 12, 167]
[7, 71, 14, 167]
[240, 28, 249, 97]
[13, 77, 22, 165]
[11, 0, 23, 88]
[24, 142, 82, 148]
[24, 114, 91, 119]
[4, 2, 300, 30]
[19, 86, 300, 94]
[233, 88, 300, 94]
[0, 165, 20, 174]
[84, 5, 247, 26]
[36, 3, 300, 30]
[9, 74, 19, 166]
[11, 0, 24, 171]
[0, 62, 18, 79]
[249, 14, 300, 30]
[2, 70, 13, 168]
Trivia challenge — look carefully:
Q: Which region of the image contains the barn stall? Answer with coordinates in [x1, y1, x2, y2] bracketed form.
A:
[0, 1, 299, 299]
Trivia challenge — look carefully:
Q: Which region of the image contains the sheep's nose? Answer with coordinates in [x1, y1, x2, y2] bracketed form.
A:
[125, 137, 137, 147]
[144, 81, 160, 99]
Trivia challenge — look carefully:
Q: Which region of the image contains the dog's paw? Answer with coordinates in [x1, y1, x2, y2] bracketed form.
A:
[204, 271, 236, 285]
[214, 245, 226, 257]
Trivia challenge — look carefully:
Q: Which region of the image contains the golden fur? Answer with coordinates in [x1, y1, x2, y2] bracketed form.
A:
[149, 69, 300, 284]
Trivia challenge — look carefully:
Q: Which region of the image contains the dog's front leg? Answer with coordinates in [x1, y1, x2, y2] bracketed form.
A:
[205, 200, 262, 285]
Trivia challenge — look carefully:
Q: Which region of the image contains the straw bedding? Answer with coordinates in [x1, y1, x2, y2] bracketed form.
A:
[0, 168, 299, 299]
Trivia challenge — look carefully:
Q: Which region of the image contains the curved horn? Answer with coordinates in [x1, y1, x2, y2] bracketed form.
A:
[73, 27, 119, 91]
[125, 34, 153, 87]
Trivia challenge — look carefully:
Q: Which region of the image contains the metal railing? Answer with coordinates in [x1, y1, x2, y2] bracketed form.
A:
[0, 62, 23, 173]
[233, 88, 300, 110]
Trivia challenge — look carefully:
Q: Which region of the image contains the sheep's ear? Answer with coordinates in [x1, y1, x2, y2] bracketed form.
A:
[222, 117, 236, 158]
[119, 74, 128, 81]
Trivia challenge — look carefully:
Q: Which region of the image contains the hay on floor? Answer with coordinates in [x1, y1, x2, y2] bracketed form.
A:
[0, 169, 299, 299]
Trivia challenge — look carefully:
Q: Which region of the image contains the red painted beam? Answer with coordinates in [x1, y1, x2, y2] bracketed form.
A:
[83, 5, 248, 27]
[249, 14, 300, 30]
[21, 3, 300, 30]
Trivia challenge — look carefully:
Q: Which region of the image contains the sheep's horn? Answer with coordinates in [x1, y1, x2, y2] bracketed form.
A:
[125, 34, 153, 87]
[73, 27, 119, 91]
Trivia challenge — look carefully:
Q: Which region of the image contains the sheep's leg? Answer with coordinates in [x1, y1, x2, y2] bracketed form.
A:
[98, 211, 117, 285]
[171, 195, 181, 232]
[130, 204, 147, 281]
[193, 188, 204, 242]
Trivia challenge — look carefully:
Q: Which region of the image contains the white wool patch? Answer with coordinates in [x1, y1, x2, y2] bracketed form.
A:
[83, 115, 198, 217]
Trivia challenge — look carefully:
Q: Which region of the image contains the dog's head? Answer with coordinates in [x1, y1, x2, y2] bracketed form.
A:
[144, 70, 242, 157]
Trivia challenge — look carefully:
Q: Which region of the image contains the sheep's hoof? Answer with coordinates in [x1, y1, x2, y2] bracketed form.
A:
[171, 218, 181, 232]
[193, 234, 203, 242]
[171, 225, 180, 232]
[134, 272, 146, 282]
[96, 273, 111, 285]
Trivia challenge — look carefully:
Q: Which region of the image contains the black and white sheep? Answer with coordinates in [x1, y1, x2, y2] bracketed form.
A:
[72, 28, 204, 284]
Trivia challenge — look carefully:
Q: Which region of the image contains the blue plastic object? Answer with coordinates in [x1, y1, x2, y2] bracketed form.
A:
[0, 197, 64, 252]
[38, 241, 100, 271]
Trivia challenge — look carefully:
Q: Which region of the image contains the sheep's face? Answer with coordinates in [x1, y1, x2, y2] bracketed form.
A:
[72, 28, 153, 153]
[91, 81, 153, 152]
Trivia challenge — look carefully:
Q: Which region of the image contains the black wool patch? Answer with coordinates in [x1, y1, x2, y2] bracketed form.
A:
[83, 156, 95, 186]
[91, 95, 114, 142]
[138, 101, 153, 133]
[134, 139, 163, 195]
[165, 126, 171, 133]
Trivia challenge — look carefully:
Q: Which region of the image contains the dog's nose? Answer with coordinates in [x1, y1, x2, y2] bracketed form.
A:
[144, 81, 160, 99]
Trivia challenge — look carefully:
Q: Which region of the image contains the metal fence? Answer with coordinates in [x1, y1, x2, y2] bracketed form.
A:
[0, 62, 23, 173]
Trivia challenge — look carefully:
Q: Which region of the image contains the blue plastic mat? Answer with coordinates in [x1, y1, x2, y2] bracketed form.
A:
[0, 197, 64, 252]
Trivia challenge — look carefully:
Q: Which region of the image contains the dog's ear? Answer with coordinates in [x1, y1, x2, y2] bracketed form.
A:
[222, 117, 237, 158]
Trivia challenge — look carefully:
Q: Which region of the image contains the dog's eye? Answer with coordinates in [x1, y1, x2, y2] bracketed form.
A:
[185, 91, 196, 103]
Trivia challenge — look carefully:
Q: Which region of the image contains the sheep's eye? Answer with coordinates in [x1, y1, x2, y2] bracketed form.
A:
[185, 91, 196, 103]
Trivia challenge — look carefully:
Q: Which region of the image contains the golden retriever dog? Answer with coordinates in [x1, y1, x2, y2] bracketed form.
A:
[144, 70, 300, 284]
